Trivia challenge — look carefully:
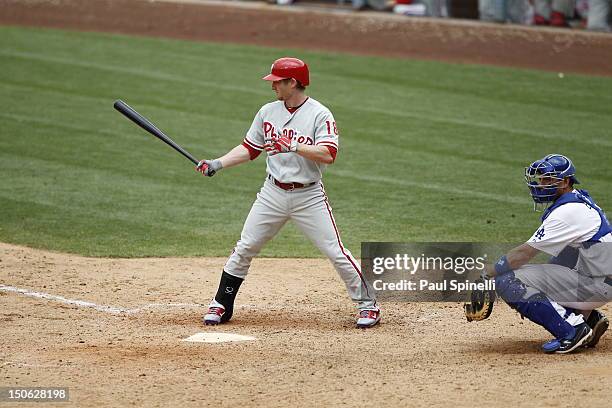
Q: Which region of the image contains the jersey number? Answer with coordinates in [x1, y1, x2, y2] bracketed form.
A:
[325, 121, 338, 135]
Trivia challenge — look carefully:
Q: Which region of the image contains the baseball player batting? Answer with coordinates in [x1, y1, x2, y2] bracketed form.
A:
[473, 154, 610, 353]
[196, 57, 380, 328]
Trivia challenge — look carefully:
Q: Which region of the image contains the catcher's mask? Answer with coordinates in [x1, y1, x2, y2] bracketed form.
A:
[525, 154, 579, 211]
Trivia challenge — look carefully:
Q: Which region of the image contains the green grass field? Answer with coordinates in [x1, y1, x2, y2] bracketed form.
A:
[1, 26, 611, 257]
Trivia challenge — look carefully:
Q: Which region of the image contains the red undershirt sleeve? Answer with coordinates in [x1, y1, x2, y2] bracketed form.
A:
[326, 146, 337, 162]
[242, 141, 262, 160]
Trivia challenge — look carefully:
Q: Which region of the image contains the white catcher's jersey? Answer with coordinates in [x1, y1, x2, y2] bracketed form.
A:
[243, 97, 339, 184]
[527, 202, 608, 257]
[527, 190, 612, 278]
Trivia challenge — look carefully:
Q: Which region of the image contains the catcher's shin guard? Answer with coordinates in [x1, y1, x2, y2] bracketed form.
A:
[212, 270, 244, 323]
[495, 272, 575, 340]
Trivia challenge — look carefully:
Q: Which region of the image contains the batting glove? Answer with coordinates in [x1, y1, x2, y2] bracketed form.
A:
[196, 159, 222, 177]
[264, 135, 297, 156]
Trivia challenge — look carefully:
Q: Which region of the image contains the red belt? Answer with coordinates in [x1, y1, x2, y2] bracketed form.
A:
[268, 175, 315, 191]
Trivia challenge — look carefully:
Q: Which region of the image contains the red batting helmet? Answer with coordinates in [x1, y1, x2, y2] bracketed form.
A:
[262, 57, 309, 87]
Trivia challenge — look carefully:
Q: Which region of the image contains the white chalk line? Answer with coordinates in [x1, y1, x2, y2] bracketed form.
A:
[0, 285, 202, 315]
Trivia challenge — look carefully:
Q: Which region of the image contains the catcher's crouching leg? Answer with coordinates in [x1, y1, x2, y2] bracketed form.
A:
[494, 271, 575, 340]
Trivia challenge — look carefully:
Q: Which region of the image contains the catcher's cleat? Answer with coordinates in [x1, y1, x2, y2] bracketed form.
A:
[356, 309, 381, 328]
[541, 338, 561, 353]
[554, 323, 593, 354]
[584, 309, 609, 348]
[203, 300, 226, 326]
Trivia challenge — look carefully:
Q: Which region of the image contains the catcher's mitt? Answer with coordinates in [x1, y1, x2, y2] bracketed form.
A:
[464, 278, 496, 322]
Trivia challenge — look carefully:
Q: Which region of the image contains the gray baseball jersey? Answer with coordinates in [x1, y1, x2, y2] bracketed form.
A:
[243, 98, 338, 184]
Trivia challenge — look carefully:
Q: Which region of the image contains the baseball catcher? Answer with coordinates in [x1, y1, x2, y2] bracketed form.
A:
[466, 154, 610, 354]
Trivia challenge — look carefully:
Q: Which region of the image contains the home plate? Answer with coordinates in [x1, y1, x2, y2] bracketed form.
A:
[182, 332, 257, 343]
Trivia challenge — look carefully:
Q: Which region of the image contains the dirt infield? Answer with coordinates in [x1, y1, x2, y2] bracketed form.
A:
[1, 0, 612, 76]
[1, 243, 611, 407]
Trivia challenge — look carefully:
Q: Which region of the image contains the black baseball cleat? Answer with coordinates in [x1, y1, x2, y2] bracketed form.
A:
[554, 323, 593, 354]
[584, 310, 609, 348]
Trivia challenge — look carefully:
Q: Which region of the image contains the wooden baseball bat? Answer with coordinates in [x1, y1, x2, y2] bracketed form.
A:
[113, 100, 199, 165]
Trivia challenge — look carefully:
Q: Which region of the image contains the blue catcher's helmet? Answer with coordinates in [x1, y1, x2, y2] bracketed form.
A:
[525, 154, 579, 208]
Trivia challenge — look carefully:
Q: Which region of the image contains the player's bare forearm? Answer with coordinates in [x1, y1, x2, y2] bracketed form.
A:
[296, 144, 334, 164]
[507, 243, 540, 269]
[217, 144, 252, 169]
[485, 243, 540, 277]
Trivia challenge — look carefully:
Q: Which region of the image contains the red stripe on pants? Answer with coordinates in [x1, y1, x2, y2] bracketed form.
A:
[319, 184, 372, 300]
